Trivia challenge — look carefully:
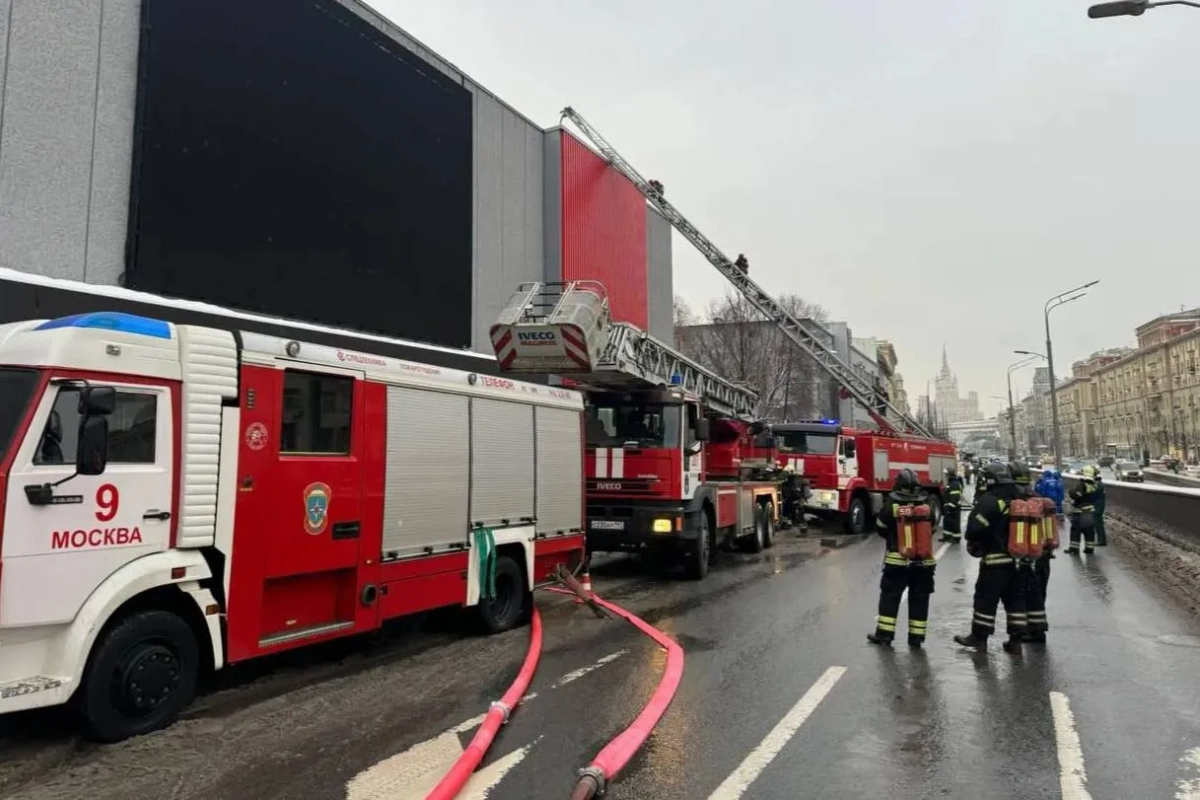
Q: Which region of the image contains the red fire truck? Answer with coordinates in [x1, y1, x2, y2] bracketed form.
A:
[0, 306, 585, 741]
[491, 282, 783, 580]
[557, 107, 959, 531]
[772, 420, 958, 534]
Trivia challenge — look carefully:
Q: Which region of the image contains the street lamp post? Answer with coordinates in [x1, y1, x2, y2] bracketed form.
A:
[1006, 354, 1042, 461]
[1094, 0, 1200, 15]
[1044, 282, 1099, 471]
[1089, 0, 1200, 17]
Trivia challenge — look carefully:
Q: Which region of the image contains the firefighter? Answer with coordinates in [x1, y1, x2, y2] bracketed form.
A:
[941, 466, 964, 543]
[867, 469, 937, 649]
[1067, 466, 1099, 555]
[954, 462, 1027, 653]
[1094, 468, 1108, 546]
[1010, 462, 1049, 642]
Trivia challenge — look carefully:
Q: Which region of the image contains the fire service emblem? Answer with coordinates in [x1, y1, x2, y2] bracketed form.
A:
[303, 482, 332, 535]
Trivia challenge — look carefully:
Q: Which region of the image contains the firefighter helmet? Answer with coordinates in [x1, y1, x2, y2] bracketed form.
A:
[893, 468, 920, 495]
[1008, 461, 1032, 486]
[1081, 464, 1097, 479]
[983, 461, 1013, 486]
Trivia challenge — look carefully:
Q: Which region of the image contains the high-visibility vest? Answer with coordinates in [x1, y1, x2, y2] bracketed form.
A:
[896, 503, 934, 560]
[1007, 498, 1044, 558]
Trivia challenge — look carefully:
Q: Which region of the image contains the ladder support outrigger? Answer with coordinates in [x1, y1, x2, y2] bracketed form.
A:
[558, 106, 938, 440]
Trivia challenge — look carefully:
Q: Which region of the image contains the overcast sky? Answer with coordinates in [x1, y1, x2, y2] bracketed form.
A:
[382, 0, 1200, 415]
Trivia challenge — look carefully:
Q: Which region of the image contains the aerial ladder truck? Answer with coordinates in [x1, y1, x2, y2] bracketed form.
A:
[553, 109, 959, 533]
[491, 282, 787, 580]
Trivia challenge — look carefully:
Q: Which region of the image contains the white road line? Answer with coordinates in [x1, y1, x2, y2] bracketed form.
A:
[1049, 691, 1094, 800]
[345, 651, 627, 799]
[706, 666, 848, 800]
[1177, 746, 1200, 800]
[461, 738, 541, 799]
[933, 541, 951, 561]
[553, 650, 628, 688]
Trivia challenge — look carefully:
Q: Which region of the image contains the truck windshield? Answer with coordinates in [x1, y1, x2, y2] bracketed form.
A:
[0, 368, 40, 463]
[586, 403, 682, 448]
[776, 431, 837, 455]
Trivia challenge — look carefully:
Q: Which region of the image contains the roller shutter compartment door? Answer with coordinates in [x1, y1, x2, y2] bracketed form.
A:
[382, 387, 470, 558]
[535, 407, 583, 535]
[470, 398, 535, 527]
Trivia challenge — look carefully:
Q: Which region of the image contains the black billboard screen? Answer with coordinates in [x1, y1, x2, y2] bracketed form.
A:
[128, 0, 473, 348]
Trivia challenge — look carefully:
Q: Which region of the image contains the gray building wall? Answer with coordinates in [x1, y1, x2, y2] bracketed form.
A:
[646, 207, 673, 343]
[0, 0, 140, 285]
[0, 0, 547, 355]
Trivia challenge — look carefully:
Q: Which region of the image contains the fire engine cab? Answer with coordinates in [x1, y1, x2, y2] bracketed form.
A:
[491, 282, 783, 580]
[773, 420, 958, 534]
[0, 311, 584, 741]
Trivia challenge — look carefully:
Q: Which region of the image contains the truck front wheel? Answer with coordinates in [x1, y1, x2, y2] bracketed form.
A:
[79, 610, 200, 743]
[684, 509, 713, 580]
[844, 496, 868, 535]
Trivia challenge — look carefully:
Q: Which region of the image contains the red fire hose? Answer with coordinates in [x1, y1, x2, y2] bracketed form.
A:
[425, 607, 543, 800]
[547, 587, 686, 800]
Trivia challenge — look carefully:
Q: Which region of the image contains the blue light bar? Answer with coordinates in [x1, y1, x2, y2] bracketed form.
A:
[36, 312, 173, 340]
[669, 373, 683, 385]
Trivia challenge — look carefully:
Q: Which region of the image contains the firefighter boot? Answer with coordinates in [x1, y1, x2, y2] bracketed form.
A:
[866, 632, 893, 647]
[908, 636, 924, 649]
[953, 634, 987, 651]
[1024, 631, 1047, 644]
[1002, 636, 1023, 654]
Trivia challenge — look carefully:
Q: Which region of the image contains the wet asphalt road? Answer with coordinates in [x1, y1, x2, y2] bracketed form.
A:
[3, 489, 1200, 799]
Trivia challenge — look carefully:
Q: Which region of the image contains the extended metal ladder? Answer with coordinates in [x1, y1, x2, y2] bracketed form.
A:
[490, 281, 758, 419]
[559, 107, 936, 439]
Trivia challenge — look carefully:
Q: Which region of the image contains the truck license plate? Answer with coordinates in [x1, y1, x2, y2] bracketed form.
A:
[590, 520, 625, 531]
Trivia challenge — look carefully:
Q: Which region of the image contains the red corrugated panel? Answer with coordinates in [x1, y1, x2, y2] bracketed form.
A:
[560, 132, 648, 329]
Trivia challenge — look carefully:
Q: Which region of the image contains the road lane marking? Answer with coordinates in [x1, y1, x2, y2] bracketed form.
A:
[553, 649, 629, 688]
[1049, 691, 1093, 800]
[461, 738, 541, 799]
[933, 541, 951, 561]
[1177, 747, 1200, 800]
[706, 666, 848, 800]
[345, 651, 627, 799]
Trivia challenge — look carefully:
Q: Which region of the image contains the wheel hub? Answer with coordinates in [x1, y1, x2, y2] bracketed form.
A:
[119, 645, 180, 714]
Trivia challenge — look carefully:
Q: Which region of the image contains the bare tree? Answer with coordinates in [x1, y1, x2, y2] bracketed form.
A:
[673, 295, 698, 328]
[674, 289, 830, 420]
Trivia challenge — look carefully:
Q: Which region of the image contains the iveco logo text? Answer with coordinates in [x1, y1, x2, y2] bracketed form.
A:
[517, 331, 557, 346]
[596, 482, 621, 491]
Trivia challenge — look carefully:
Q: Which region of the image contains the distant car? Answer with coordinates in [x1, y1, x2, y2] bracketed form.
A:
[1066, 461, 1085, 475]
[1185, 464, 1200, 478]
[1098, 455, 1115, 467]
[1114, 461, 1143, 482]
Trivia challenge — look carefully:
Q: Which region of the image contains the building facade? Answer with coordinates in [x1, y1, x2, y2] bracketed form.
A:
[1087, 311, 1200, 461]
[0, 0, 672, 355]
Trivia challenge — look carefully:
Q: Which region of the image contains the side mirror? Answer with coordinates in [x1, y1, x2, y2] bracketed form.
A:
[76, 416, 110, 476]
[79, 385, 116, 416]
[694, 418, 710, 442]
[747, 421, 766, 436]
[754, 431, 775, 448]
[686, 440, 703, 456]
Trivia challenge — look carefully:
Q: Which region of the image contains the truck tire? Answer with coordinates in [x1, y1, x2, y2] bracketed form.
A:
[478, 555, 529, 635]
[78, 610, 200, 743]
[761, 502, 776, 549]
[844, 496, 868, 535]
[684, 509, 712, 580]
[740, 506, 765, 554]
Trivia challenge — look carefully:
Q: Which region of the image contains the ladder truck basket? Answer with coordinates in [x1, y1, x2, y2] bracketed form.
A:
[490, 281, 612, 373]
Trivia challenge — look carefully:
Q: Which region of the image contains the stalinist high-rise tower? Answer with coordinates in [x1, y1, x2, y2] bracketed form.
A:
[933, 346, 982, 424]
